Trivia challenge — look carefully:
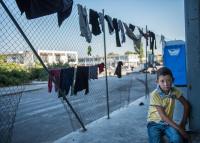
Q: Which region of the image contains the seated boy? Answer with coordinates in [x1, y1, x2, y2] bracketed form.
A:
[147, 67, 190, 143]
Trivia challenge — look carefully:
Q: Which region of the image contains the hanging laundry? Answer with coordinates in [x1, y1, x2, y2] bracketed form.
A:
[89, 65, 98, 79]
[124, 23, 141, 54]
[134, 35, 142, 54]
[112, 18, 121, 47]
[114, 61, 123, 78]
[71, 66, 77, 95]
[87, 45, 92, 56]
[104, 15, 114, 34]
[123, 23, 142, 54]
[89, 9, 101, 36]
[98, 63, 105, 74]
[129, 24, 135, 32]
[138, 27, 146, 39]
[98, 12, 105, 32]
[59, 67, 74, 97]
[118, 20, 126, 43]
[138, 27, 148, 46]
[123, 22, 137, 41]
[48, 69, 61, 93]
[15, 0, 73, 26]
[77, 4, 92, 43]
[160, 34, 166, 47]
[15, 0, 29, 15]
[74, 66, 89, 95]
[160, 34, 165, 44]
[57, 0, 73, 26]
[149, 31, 157, 54]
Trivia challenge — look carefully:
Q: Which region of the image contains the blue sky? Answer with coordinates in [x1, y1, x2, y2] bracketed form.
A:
[1, 0, 185, 57]
[75, 0, 185, 41]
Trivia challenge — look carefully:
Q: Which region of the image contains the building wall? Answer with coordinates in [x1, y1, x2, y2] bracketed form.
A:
[37, 50, 78, 65]
[4, 50, 78, 66]
[185, 0, 200, 131]
[78, 54, 139, 68]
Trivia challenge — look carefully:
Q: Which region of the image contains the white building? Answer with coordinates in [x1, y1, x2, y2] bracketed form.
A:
[37, 50, 78, 65]
[106, 54, 140, 70]
[3, 51, 35, 67]
[78, 56, 104, 66]
[78, 54, 140, 69]
[2, 50, 78, 67]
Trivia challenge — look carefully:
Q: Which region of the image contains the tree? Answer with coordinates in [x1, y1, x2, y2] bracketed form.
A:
[138, 43, 144, 63]
[0, 55, 7, 62]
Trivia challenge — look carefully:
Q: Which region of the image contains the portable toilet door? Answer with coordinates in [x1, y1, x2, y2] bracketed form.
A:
[163, 40, 187, 86]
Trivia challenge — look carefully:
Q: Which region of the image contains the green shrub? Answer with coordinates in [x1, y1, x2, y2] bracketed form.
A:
[0, 62, 30, 87]
[28, 62, 69, 81]
[0, 61, 70, 86]
[29, 68, 48, 81]
[47, 62, 69, 69]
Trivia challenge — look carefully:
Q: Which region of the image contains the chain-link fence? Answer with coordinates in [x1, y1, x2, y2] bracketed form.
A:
[0, 0, 163, 143]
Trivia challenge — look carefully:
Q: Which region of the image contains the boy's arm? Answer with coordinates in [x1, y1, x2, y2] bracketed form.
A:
[155, 106, 189, 139]
[177, 96, 190, 129]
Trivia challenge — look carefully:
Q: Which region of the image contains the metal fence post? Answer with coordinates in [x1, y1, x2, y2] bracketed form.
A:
[102, 9, 110, 119]
[145, 25, 149, 97]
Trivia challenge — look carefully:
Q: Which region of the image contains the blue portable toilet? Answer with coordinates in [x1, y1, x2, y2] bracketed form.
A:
[163, 40, 187, 86]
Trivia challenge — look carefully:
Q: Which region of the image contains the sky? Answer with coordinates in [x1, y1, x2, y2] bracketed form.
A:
[75, 0, 185, 41]
[1, 0, 185, 57]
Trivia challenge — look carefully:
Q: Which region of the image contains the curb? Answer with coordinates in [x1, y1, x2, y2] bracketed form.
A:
[0, 84, 47, 96]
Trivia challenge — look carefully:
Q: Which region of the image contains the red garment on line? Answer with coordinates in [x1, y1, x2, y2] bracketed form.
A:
[48, 69, 60, 93]
[98, 63, 104, 74]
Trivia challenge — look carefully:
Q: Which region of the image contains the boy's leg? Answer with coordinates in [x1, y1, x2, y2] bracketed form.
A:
[147, 122, 163, 143]
[164, 125, 183, 143]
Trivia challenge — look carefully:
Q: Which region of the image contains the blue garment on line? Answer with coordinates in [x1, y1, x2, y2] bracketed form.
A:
[89, 65, 98, 80]
[74, 66, 89, 95]
[59, 67, 74, 97]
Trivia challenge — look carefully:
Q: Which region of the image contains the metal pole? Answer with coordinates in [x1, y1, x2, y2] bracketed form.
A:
[102, 9, 110, 119]
[145, 25, 149, 97]
[0, 0, 86, 131]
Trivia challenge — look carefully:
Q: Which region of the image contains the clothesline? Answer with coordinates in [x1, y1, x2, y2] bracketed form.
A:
[77, 3, 158, 54]
[48, 62, 124, 97]
[15, 0, 160, 54]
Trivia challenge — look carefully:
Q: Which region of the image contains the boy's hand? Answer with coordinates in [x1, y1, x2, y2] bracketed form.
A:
[179, 122, 186, 130]
[178, 128, 189, 139]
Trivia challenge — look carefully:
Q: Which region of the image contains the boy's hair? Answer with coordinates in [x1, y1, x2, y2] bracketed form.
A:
[157, 67, 174, 82]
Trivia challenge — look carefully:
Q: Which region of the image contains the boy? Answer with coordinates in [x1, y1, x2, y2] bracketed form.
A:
[147, 67, 190, 143]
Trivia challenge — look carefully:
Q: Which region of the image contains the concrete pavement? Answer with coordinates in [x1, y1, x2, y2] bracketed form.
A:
[54, 96, 149, 143]
[53, 87, 200, 143]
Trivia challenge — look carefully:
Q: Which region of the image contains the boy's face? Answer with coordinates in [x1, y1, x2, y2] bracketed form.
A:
[157, 75, 173, 93]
